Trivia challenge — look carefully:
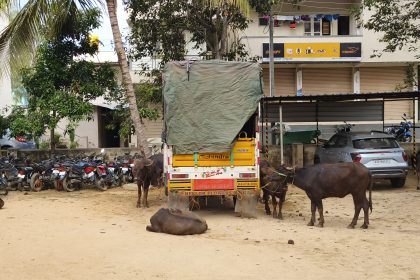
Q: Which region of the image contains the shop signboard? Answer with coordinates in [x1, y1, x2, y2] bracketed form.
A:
[262, 42, 361, 62]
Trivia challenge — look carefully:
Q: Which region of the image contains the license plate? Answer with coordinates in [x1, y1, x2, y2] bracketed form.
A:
[17, 174, 25, 178]
[108, 167, 115, 172]
[122, 168, 128, 172]
[59, 171, 66, 176]
[52, 170, 59, 174]
[373, 159, 391, 164]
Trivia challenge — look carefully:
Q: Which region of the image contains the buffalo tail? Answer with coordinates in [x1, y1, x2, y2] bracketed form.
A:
[369, 175, 373, 213]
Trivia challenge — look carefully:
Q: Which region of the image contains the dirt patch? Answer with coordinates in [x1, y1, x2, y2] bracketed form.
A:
[1, 176, 420, 280]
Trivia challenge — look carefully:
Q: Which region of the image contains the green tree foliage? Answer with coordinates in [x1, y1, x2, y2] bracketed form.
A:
[0, 113, 9, 137]
[360, 0, 420, 58]
[8, 9, 121, 152]
[127, 0, 253, 63]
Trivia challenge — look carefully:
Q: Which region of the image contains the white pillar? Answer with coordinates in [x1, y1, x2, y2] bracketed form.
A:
[296, 68, 303, 96]
[353, 67, 360, 94]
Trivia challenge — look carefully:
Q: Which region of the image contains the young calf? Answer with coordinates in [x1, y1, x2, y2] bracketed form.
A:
[260, 160, 288, 219]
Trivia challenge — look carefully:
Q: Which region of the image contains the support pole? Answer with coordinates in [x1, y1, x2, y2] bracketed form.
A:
[279, 102, 284, 164]
[269, 11, 275, 98]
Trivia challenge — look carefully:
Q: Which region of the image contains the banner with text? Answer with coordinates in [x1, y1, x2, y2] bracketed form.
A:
[262, 42, 361, 62]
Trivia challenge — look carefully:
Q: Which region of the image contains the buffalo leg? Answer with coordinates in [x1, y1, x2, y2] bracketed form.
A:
[417, 171, 420, 190]
[361, 197, 369, 229]
[143, 179, 150, 208]
[143, 188, 149, 208]
[137, 182, 142, 208]
[307, 200, 316, 226]
[263, 191, 271, 215]
[316, 200, 324, 227]
[277, 195, 283, 220]
[272, 195, 278, 218]
[348, 195, 362, 229]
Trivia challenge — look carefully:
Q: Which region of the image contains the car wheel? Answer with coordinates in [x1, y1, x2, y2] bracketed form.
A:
[314, 156, 320, 164]
[390, 177, 406, 188]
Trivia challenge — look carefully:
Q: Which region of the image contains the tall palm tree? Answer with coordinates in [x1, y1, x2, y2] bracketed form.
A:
[0, 0, 251, 157]
[0, 0, 152, 157]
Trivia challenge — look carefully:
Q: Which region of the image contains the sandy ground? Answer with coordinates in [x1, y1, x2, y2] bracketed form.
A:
[1, 175, 420, 280]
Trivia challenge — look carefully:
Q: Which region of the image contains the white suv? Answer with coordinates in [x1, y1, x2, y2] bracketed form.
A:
[314, 131, 409, 188]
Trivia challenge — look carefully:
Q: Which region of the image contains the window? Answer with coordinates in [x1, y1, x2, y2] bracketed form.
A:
[338, 16, 350, 35]
[353, 138, 399, 149]
[322, 19, 331, 35]
[259, 17, 279, 27]
[304, 18, 323, 36]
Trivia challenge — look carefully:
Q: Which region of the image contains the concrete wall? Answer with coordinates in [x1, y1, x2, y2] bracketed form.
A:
[2, 147, 144, 162]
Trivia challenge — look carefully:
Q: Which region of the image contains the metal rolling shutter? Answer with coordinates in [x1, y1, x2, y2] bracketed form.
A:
[360, 67, 413, 120]
[262, 68, 296, 96]
[302, 67, 352, 95]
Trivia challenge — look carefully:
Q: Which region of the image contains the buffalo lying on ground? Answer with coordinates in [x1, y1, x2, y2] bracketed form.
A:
[132, 153, 163, 208]
[260, 159, 288, 219]
[146, 208, 208, 235]
[277, 162, 372, 229]
[0, 189, 7, 209]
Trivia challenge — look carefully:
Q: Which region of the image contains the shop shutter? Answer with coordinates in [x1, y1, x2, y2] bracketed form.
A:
[262, 68, 296, 96]
[360, 67, 413, 120]
[302, 67, 352, 95]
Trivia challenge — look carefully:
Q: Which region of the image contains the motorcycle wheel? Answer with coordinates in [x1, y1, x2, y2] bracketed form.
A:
[62, 177, 77, 192]
[96, 178, 107, 191]
[30, 173, 43, 192]
[54, 179, 63, 191]
[7, 181, 18, 191]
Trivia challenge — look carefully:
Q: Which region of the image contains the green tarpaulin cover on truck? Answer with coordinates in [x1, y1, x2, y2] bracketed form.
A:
[163, 60, 263, 154]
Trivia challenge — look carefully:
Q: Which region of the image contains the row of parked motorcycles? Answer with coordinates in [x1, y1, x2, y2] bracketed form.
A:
[0, 153, 138, 193]
[336, 114, 414, 142]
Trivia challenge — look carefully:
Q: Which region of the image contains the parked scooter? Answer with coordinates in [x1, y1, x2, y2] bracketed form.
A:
[385, 113, 413, 142]
[335, 121, 354, 133]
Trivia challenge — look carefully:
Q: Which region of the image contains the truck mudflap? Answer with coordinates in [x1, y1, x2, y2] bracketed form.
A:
[234, 190, 259, 218]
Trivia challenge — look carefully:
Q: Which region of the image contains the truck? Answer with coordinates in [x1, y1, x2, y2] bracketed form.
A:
[162, 60, 263, 217]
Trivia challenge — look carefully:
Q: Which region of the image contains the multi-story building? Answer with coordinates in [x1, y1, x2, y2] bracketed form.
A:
[241, 0, 418, 123]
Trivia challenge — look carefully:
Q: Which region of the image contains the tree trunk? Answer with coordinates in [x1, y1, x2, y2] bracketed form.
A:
[220, 15, 228, 58]
[50, 111, 56, 157]
[106, 0, 151, 158]
[50, 127, 55, 157]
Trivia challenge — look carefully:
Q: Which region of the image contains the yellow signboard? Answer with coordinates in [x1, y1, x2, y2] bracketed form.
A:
[284, 43, 340, 59]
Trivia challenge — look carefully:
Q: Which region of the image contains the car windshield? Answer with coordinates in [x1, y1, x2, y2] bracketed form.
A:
[352, 138, 399, 149]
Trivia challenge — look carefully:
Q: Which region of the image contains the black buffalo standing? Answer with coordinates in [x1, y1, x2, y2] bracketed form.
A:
[132, 153, 163, 208]
[277, 162, 372, 229]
